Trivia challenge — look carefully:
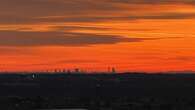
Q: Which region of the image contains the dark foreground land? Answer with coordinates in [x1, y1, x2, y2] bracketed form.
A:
[1, 72, 195, 110]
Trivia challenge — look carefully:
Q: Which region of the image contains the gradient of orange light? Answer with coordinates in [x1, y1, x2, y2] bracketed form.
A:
[0, 4, 195, 72]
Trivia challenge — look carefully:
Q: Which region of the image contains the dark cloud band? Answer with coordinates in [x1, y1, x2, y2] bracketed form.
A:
[0, 0, 195, 24]
[0, 31, 154, 47]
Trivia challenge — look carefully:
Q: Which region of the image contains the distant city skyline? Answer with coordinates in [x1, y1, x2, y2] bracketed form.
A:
[0, 0, 195, 72]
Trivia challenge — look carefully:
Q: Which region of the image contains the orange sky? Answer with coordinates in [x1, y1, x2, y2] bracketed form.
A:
[0, 0, 195, 72]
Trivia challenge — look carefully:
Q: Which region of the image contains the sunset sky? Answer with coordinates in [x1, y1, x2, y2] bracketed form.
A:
[0, 0, 195, 72]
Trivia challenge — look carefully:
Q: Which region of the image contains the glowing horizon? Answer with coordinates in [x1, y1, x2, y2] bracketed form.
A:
[0, 0, 195, 72]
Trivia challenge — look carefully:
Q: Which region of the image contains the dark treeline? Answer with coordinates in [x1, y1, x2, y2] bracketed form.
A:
[0, 72, 195, 110]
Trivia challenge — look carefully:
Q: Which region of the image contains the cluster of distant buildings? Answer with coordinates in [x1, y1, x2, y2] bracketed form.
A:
[0, 67, 117, 76]
[38, 67, 117, 74]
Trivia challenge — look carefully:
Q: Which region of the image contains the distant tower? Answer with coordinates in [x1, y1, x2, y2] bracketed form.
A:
[75, 68, 80, 73]
[54, 69, 58, 73]
[111, 67, 116, 74]
[62, 69, 66, 73]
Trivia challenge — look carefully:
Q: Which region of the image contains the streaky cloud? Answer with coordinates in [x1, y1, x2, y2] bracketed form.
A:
[0, 0, 195, 25]
[0, 31, 155, 47]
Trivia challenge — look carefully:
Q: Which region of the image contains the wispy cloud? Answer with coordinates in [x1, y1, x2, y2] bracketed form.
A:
[107, 0, 195, 4]
[0, 0, 195, 24]
[35, 12, 195, 24]
[0, 31, 156, 47]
